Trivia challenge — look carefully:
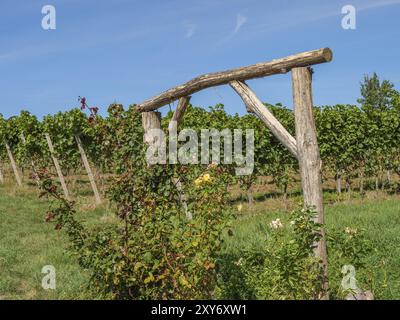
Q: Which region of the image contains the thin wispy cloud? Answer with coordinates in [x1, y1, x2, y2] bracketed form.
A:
[234, 14, 247, 34]
[184, 22, 197, 38]
[216, 13, 248, 45]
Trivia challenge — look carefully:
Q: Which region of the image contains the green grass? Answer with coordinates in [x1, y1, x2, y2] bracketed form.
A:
[326, 200, 400, 299]
[0, 185, 110, 300]
[224, 198, 400, 299]
[0, 184, 399, 299]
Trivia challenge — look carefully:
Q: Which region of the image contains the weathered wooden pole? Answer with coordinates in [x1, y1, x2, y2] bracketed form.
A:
[292, 67, 328, 298]
[75, 135, 101, 205]
[142, 111, 165, 165]
[142, 111, 192, 219]
[137, 48, 332, 112]
[142, 111, 162, 145]
[229, 80, 298, 159]
[168, 96, 191, 133]
[45, 133, 70, 200]
[20, 134, 40, 185]
[5, 142, 22, 186]
[168, 97, 192, 220]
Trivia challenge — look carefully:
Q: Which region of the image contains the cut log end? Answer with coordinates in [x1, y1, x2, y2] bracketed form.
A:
[322, 48, 333, 63]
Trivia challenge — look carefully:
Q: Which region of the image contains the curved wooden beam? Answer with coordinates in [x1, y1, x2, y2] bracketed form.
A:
[136, 48, 332, 112]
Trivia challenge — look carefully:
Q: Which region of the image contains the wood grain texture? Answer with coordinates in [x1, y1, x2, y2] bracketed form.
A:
[292, 67, 328, 299]
[230, 80, 298, 159]
[137, 48, 332, 112]
[142, 111, 162, 145]
[168, 96, 191, 134]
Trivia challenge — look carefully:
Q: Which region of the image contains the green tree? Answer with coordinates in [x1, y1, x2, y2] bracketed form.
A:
[358, 73, 396, 114]
[358, 74, 398, 189]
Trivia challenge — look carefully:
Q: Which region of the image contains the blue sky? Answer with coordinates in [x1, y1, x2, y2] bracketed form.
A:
[0, 0, 399, 118]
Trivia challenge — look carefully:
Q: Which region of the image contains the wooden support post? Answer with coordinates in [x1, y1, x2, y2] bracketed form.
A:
[142, 111, 192, 219]
[45, 133, 70, 200]
[168, 97, 192, 220]
[142, 111, 165, 165]
[20, 134, 40, 185]
[230, 80, 298, 159]
[0, 165, 4, 184]
[5, 142, 22, 186]
[292, 67, 328, 298]
[75, 135, 101, 205]
[142, 111, 162, 145]
[168, 96, 191, 133]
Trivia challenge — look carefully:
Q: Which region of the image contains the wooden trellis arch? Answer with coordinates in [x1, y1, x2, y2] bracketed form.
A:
[137, 48, 333, 297]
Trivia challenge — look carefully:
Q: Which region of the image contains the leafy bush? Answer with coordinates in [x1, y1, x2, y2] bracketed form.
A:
[327, 226, 374, 299]
[218, 207, 325, 300]
[38, 108, 233, 299]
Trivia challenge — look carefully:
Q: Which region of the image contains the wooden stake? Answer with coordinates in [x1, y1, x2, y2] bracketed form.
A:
[45, 133, 70, 200]
[142, 111, 162, 145]
[75, 135, 101, 205]
[0, 165, 4, 184]
[292, 67, 328, 298]
[230, 80, 298, 159]
[142, 111, 166, 165]
[5, 142, 22, 186]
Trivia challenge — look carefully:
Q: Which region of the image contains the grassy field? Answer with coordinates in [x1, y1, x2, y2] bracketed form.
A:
[0, 182, 399, 300]
[224, 196, 400, 299]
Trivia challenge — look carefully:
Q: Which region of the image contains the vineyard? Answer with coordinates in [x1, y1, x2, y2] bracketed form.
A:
[1, 74, 400, 204]
[1, 101, 400, 200]
[0, 70, 399, 300]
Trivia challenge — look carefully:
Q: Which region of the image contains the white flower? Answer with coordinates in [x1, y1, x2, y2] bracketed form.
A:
[269, 218, 283, 229]
[234, 258, 243, 266]
[290, 220, 295, 226]
[345, 227, 358, 235]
